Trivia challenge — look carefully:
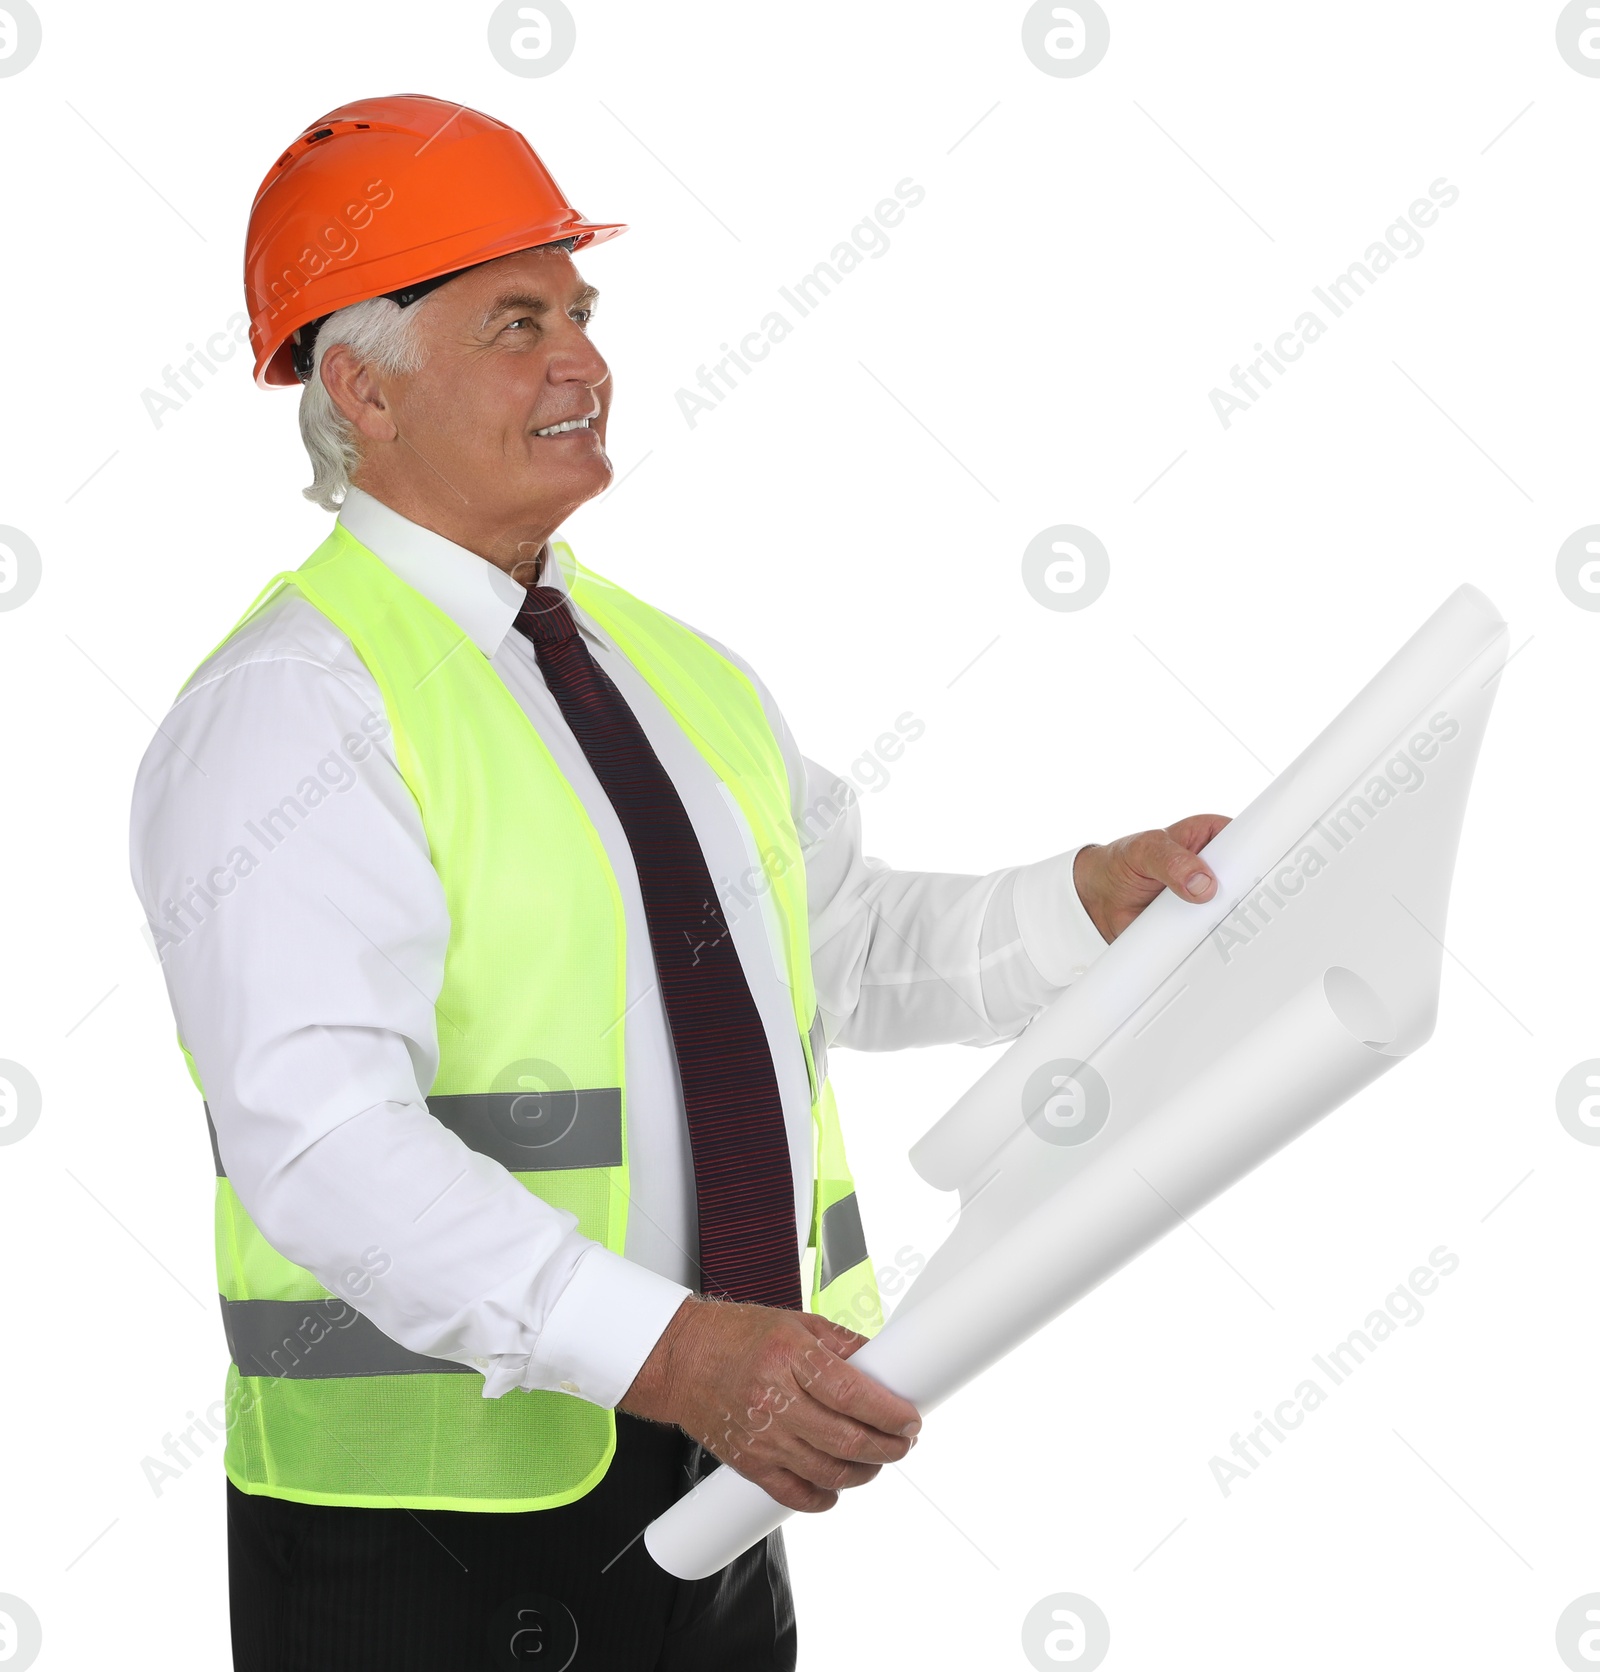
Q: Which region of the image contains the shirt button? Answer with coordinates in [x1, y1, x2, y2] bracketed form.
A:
[559, 1379, 580, 1394]
[472, 1357, 489, 1369]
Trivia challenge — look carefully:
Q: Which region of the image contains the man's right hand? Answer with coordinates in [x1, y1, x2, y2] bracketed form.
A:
[618, 1294, 922, 1514]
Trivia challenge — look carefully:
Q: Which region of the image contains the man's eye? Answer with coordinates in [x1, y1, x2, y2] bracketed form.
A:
[505, 316, 534, 332]
[570, 307, 593, 326]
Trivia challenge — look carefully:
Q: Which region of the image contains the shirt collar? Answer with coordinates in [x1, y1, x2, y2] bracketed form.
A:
[335, 485, 582, 658]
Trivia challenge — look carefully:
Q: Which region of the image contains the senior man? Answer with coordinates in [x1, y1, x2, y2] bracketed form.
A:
[130, 95, 1229, 1671]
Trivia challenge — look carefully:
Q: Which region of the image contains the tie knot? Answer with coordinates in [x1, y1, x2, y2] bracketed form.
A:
[516, 586, 579, 645]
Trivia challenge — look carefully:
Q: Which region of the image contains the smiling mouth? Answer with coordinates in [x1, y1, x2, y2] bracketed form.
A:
[533, 416, 595, 437]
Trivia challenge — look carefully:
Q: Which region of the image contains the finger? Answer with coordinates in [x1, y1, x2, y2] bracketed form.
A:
[714, 1449, 841, 1515]
[792, 1342, 922, 1442]
[1132, 828, 1218, 902]
[1166, 811, 1232, 854]
[782, 1433, 885, 1493]
[792, 1398, 916, 1472]
[758, 1369, 915, 1465]
[1115, 830, 1200, 899]
[753, 1467, 839, 1516]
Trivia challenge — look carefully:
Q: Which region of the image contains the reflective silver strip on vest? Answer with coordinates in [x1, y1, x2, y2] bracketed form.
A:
[220, 1296, 475, 1379]
[426, 1088, 623, 1171]
[807, 1008, 829, 1098]
[205, 1091, 623, 1180]
[817, 1190, 867, 1289]
[211, 1089, 622, 1379]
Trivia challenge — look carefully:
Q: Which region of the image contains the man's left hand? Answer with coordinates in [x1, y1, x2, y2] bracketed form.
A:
[1073, 813, 1233, 943]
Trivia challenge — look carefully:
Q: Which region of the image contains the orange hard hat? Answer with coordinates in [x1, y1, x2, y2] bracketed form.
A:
[244, 93, 626, 388]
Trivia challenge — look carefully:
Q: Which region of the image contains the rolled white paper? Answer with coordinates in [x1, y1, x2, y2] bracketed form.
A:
[644, 584, 1507, 1581]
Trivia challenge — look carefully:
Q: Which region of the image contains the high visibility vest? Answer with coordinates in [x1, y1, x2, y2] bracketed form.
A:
[178, 523, 882, 1512]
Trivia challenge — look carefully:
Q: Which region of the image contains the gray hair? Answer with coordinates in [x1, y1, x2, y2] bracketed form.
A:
[297, 296, 433, 512]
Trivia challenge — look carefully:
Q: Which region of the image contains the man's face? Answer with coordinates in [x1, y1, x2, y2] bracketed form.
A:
[361, 245, 613, 574]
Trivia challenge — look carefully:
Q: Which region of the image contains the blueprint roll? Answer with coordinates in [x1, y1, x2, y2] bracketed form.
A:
[646, 970, 1397, 1579]
[644, 584, 1507, 1581]
[914, 582, 1507, 1197]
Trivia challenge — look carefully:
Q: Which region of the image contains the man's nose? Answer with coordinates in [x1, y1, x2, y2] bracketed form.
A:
[554, 337, 610, 402]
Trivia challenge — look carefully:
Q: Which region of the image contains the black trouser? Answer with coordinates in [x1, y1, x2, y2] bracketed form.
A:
[227, 1412, 796, 1670]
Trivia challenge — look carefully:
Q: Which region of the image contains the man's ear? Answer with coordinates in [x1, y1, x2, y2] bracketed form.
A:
[319, 343, 399, 444]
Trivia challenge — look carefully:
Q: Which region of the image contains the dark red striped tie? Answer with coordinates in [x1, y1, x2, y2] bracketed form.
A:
[512, 585, 803, 1310]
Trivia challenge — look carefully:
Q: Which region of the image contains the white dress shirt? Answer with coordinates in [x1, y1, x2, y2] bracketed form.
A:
[128, 487, 1109, 1410]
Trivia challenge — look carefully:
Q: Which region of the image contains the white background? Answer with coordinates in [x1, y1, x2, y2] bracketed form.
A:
[1, 2, 1595, 1668]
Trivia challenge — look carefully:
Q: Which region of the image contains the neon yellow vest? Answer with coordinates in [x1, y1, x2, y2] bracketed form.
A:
[182, 523, 882, 1511]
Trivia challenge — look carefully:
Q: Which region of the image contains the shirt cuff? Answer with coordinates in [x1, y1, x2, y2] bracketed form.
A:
[1012, 844, 1111, 990]
[485, 1243, 694, 1408]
